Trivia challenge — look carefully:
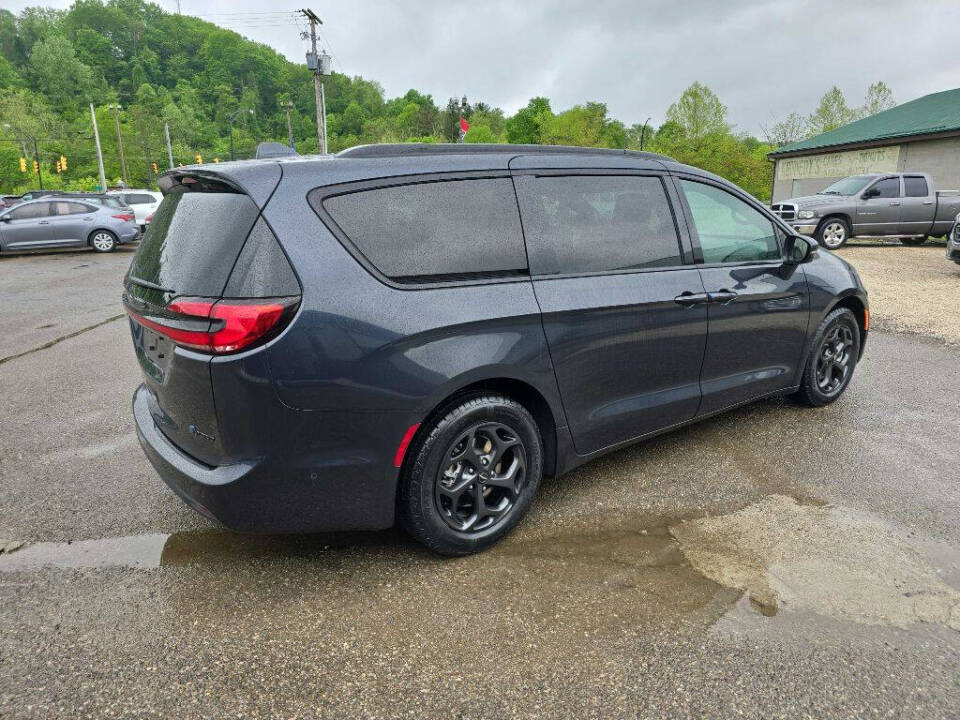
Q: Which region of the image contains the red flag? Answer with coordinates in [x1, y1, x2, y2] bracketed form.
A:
[458, 116, 470, 142]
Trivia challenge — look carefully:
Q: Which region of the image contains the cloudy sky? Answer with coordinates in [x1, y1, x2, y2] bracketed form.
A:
[7, 0, 960, 135]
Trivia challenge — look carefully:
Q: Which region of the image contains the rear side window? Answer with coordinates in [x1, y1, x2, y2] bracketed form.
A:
[319, 178, 527, 281]
[904, 176, 928, 197]
[127, 188, 260, 296]
[52, 202, 91, 216]
[516, 175, 681, 275]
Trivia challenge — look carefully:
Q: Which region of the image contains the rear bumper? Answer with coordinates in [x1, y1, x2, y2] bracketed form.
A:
[132, 384, 396, 532]
[118, 226, 140, 243]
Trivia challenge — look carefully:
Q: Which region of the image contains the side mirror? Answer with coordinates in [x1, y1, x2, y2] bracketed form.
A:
[861, 187, 880, 200]
[0, 214, 10, 222]
[784, 234, 818, 265]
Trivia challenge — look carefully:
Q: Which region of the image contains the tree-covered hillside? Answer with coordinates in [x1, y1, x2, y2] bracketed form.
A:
[0, 1, 894, 200]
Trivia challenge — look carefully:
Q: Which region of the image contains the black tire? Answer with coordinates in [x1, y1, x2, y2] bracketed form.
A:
[793, 307, 861, 407]
[398, 395, 543, 556]
[816, 217, 850, 250]
[89, 229, 117, 253]
[900, 235, 927, 246]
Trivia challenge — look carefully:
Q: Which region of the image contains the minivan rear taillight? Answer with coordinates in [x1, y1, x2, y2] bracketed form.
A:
[126, 297, 299, 354]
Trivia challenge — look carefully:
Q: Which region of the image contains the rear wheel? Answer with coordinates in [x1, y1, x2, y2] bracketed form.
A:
[793, 307, 861, 407]
[89, 230, 116, 253]
[900, 235, 927, 246]
[398, 395, 543, 555]
[817, 218, 850, 250]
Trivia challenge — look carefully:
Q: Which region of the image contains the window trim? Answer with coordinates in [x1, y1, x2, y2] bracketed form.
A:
[670, 174, 789, 267]
[308, 170, 531, 291]
[510, 168, 695, 280]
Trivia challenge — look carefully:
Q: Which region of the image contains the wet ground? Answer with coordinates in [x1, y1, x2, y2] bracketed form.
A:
[1, 248, 958, 718]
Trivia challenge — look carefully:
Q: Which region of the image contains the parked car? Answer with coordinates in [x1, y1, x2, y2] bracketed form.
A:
[0, 197, 138, 254]
[109, 189, 162, 231]
[124, 144, 868, 555]
[17, 189, 63, 202]
[771, 172, 960, 249]
[947, 213, 960, 265]
[0, 195, 22, 209]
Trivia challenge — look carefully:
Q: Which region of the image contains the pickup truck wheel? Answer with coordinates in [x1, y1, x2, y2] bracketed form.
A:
[900, 236, 927, 246]
[817, 218, 850, 249]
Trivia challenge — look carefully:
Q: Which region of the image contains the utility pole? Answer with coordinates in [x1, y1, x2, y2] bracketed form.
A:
[90, 103, 107, 193]
[110, 104, 129, 186]
[164, 123, 174, 170]
[281, 100, 295, 149]
[300, 8, 328, 154]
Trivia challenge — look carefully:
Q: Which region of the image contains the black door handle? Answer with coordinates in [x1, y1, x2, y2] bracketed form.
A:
[708, 289, 738, 305]
[674, 291, 710, 307]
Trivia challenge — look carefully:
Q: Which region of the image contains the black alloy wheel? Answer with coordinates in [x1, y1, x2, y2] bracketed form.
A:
[398, 395, 543, 556]
[794, 307, 861, 407]
[815, 322, 855, 397]
[435, 421, 526, 533]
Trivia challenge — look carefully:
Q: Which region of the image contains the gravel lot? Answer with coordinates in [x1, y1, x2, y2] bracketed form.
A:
[0, 246, 958, 719]
[836, 244, 960, 344]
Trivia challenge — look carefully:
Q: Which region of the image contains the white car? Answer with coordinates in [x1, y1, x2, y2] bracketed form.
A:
[109, 190, 162, 232]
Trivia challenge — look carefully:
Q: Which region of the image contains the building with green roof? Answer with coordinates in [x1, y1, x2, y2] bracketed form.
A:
[768, 88, 960, 201]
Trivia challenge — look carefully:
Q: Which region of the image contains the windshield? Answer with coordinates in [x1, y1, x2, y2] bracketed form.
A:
[818, 175, 875, 196]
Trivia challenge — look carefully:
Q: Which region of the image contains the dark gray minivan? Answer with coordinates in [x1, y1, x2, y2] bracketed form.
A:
[124, 144, 868, 555]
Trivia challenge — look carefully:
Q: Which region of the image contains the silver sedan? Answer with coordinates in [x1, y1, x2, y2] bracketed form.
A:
[0, 197, 139, 254]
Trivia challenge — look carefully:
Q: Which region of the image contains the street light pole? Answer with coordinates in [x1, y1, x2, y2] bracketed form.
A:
[90, 103, 107, 193]
[164, 123, 174, 170]
[32, 137, 43, 190]
[110, 104, 129, 186]
[281, 101, 295, 149]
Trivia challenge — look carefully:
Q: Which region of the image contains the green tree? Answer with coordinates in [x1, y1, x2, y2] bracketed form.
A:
[808, 86, 855, 135]
[858, 81, 895, 119]
[665, 82, 729, 141]
[506, 97, 551, 144]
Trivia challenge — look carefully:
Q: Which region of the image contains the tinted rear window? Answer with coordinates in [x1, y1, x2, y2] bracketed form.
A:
[125, 193, 157, 205]
[516, 175, 681, 275]
[904, 176, 928, 197]
[319, 178, 527, 281]
[127, 188, 260, 296]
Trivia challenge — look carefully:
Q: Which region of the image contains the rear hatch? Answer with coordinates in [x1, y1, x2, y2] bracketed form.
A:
[123, 171, 300, 466]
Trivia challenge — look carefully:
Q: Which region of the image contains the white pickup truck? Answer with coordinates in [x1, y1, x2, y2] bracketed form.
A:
[771, 172, 960, 249]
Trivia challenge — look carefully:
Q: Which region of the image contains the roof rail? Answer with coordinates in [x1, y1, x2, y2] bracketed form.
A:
[337, 143, 672, 162]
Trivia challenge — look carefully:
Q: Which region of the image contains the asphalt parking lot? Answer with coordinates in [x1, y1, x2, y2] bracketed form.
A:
[1, 245, 958, 718]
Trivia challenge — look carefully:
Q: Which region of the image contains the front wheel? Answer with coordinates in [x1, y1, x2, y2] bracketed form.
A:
[817, 218, 850, 250]
[793, 307, 861, 407]
[398, 395, 543, 556]
[89, 230, 117, 253]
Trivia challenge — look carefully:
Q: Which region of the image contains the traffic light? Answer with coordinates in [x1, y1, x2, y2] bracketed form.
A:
[213, 157, 220, 163]
[195, 154, 202, 164]
[60, 155, 67, 171]
[32, 160, 39, 174]
[55, 160, 62, 174]
[151, 162, 158, 174]
[19, 157, 26, 173]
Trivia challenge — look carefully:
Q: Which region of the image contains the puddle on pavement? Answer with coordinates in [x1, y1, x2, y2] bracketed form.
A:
[670, 495, 960, 630]
[2, 494, 957, 632]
